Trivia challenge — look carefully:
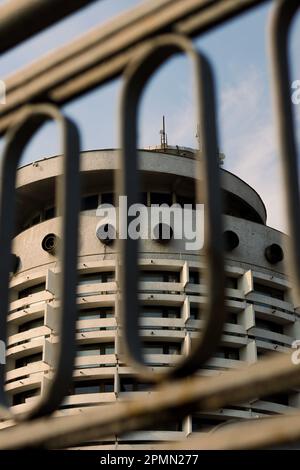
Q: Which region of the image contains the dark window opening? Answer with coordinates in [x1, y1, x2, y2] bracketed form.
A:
[15, 352, 43, 369]
[226, 312, 238, 324]
[140, 270, 180, 283]
[254, 282, 285, 301]
[120, 377, 152, 392]
[140, 192, 148, 206]
[18, 317, 44, 333]
[142, 342, 181, 355]
[79, 272, 115, 285]
[78, 307, 114, 320]
[72, 379, 114, 395]
[31, 214, 41, 226]
[215, 347, 239, 360]
[176, 194, 196, 209]
[101, 193, 114, 206]
[141, 306, 181, 318]
[143, 421, 182, 432]
[223, 191, 264, 224]
[190, 307, 202, 320]
[150, 192, 172, 206]
[255, 318, 283, 334]
[192, 417, 228, 432]
[44, 206, 55, 220]
[225, 276, 238, 289]
[264, 393, 289, 406]
[18, 282, 45, 299]
[77, 342, 115, 356]
[81, 194, 99, 211]
[12, 388, 40, 406]
[189, 270, 200, 284]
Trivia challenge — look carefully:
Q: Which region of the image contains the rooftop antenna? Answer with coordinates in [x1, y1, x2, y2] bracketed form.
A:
[160, 115, 168, 151]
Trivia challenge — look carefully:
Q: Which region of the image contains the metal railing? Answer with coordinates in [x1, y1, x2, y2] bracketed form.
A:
[0, 0, 300, 449]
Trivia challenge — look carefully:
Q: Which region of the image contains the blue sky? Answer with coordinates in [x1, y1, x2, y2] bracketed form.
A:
[0, 0, 300, 232]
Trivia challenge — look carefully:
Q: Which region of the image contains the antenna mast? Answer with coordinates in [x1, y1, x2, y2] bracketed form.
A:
[160, 115, 168, 151]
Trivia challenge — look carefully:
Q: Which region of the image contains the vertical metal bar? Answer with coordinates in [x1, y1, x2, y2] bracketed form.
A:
[0, 104, 80, 419]
[269, 0, 300, 305]
[118, 34, 224, 381]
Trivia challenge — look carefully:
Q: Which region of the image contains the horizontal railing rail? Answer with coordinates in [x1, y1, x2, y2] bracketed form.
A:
[0, 0, 300, 450]
[0, 0, 268, 135]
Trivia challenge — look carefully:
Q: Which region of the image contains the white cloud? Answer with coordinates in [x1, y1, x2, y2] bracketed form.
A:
[142, 64, 287, 233]
[139, 64, 287, 232]
[220, 67, 287, 232]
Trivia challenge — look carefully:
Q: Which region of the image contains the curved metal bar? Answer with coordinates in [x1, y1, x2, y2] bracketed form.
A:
[269, 0, 300, 305]
[118, 34, 225, 381]
[0, 104, 80, 420]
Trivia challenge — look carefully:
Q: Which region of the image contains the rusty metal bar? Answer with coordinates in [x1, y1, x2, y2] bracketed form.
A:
[0, 105, 80, 420]
[176, 0, 270, 35]
[118, 34, 224, 380]
[0, 0, 268, 136]
[0, 0, 298, 452]
[158, 414, 300, 450]
[269, 0, 300, 305]
[0, 0, 97, 54]
[0, 352, 299, 449]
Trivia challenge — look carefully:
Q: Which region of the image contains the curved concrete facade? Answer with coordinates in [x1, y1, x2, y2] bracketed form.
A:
[2, 148, 299, 449]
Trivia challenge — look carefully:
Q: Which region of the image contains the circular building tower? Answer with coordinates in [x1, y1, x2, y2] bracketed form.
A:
[2, 147, 299, 449]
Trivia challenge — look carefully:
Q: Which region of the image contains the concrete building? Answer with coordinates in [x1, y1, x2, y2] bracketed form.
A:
[2, 146, 299, 448]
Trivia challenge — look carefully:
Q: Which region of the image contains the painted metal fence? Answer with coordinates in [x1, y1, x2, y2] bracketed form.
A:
[0, 0, 299, 449]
